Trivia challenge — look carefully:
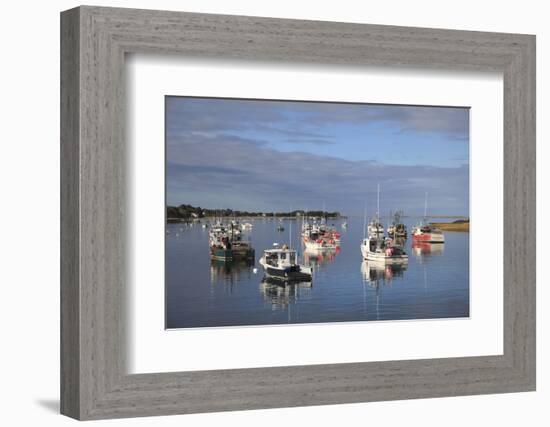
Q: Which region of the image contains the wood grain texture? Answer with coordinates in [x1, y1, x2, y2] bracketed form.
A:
[60, 6, 536, 420]
[60, 7, 80, 419]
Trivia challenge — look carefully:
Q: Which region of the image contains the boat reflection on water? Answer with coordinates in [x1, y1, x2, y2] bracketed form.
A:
[360, 260, 407, 288]
[209, 259, 255, 290]
[411, 241, 445, 261]
[302, 247, 340, 268]
[360, 260, 408, 320]
[259, 277, 312, 310]
[411, 242, 443, 290]
[390, 236, 407, 248]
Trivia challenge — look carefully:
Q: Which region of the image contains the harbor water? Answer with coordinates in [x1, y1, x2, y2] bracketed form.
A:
[166, 217, 469, 329]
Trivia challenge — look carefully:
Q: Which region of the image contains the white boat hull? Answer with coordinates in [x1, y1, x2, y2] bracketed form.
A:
[412, 232, 445, 243]
[360, 245, 409, 264]
[303, 240, 337, 250]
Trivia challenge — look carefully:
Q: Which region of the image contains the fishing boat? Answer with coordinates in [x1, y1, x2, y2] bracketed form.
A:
[303, 235, 338, 250]
[387, 222, 406, 237]
[229, 220, 242, 236]
[411, 192, 445, 243]
[230, 238, 255, 260]
[301, 216, 340, 249]
[259, 245, 313, 281]
[360, 187, 394, 262]
[387, 210, 407, 238]
[209, 220, 226, 237]
[301, 222, 338, 250]
[209, 233, 234, 261]
[321, 223, 341, 243]
[411, 224, 445, 243]
[209, 222, 254, 261]
[360, 236, 408, 264]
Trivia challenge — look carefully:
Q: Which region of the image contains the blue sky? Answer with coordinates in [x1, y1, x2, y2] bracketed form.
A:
[166, 97, 469, 217]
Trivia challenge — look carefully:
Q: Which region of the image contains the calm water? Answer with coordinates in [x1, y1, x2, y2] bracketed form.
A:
[166, 217, 469, 329]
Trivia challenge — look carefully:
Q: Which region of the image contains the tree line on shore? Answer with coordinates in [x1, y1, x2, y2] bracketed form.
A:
[167, 204, 342, 220]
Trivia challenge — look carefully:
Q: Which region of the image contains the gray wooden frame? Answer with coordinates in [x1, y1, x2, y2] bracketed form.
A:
[60, 5, 536, 420]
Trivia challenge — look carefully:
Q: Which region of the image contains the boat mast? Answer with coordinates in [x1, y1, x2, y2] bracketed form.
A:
[377, 183, 380, 223]
[363, 200, 367, 239]
[289, 205, 292, 250]
[424, 191, 428, 220]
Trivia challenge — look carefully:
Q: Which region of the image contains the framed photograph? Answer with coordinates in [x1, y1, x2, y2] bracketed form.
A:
[61, 6, 536, 420]
[164, 96, 471, 329]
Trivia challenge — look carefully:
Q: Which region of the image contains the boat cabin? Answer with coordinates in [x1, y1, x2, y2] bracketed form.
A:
[417, 224, 442, 235]
[362, 237, 407, 256]
[264, 247, 297, 267]
[363, 237, 386, 252]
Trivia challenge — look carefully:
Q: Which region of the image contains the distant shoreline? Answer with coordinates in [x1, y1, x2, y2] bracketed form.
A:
[430, 220, 470, 231]
[167, 215, 345, 223]
[166, 203, 467, 223]
[167, 203, 343, 221]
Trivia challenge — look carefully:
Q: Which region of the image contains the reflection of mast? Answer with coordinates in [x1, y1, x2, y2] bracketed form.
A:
[303, 247, 338, 269]
[423, 265, 428, 292]
[259, 278, 312, 312]
[411, 241, 445, 262]
[288, 298, 291, 322]
[360, 260, 408, 321]
[362, 278, 367, 317]
[210, 259, 254, 293]
[375, 283, 380, 320]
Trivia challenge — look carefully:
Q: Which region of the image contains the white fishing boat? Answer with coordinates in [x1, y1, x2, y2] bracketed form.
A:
[301, 217, 340, 249]
[360, 236, 408, 264]
[259, 245, 313, 281]
[301, 226, 338, 249]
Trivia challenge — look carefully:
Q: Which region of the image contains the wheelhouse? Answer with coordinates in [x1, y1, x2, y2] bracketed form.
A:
[264, 248, 297, 267]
